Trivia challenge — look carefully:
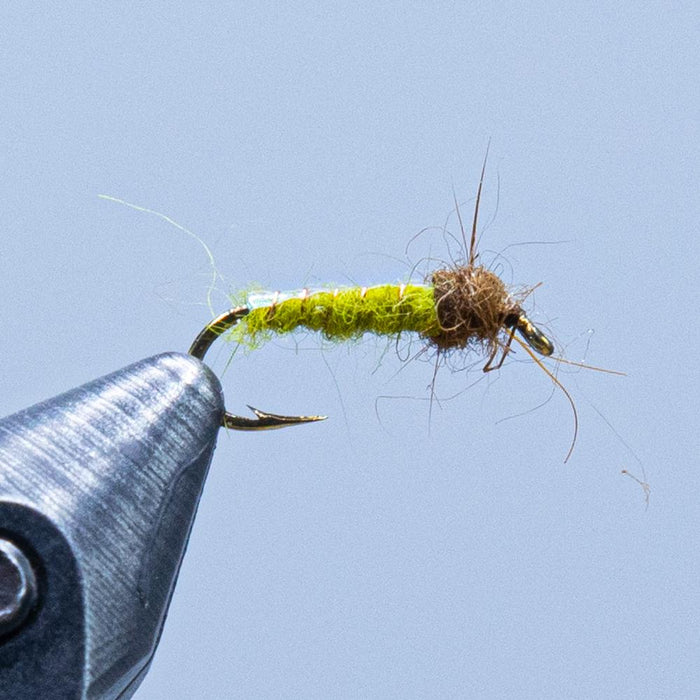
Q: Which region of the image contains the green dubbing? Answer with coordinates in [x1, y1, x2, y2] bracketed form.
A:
[230, 285, 441, 347]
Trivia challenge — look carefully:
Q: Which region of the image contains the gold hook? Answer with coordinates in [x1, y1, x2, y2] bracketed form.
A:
[188, 307, 326, 431]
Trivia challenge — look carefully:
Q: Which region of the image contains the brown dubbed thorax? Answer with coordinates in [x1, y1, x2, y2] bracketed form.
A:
[430, 265, 520, 351]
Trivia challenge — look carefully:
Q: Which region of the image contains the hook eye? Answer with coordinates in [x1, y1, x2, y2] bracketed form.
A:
[514, 314, 555, 357]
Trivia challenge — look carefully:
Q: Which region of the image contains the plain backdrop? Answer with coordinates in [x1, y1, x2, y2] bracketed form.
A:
[1, 4, 698, 699]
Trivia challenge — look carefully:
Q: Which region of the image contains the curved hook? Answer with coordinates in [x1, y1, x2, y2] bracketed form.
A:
[188, 307, 326, 431]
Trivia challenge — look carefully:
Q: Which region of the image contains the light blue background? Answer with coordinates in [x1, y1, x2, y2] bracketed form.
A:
[2, 4, 698, 698]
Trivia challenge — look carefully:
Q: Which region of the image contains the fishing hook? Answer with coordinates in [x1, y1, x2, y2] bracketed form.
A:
[189, 307, 326, 430]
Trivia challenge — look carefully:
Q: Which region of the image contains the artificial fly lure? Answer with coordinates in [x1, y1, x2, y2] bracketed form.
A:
[188, 159, 623, 462]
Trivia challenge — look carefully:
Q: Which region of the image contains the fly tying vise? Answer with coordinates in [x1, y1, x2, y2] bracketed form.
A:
[188, 160, 621, 461]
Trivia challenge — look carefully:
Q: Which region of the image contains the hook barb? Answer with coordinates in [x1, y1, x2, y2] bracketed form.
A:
[224, 405, 327, 431]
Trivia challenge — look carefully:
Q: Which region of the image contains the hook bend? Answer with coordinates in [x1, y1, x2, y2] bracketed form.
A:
[188, 307, 326, 431]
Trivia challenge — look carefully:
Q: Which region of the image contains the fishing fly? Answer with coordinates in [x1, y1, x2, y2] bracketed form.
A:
[187, 158, 622, 462]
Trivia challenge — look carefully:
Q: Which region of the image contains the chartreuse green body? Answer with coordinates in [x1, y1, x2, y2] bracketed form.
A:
[230, 284, 443, 347]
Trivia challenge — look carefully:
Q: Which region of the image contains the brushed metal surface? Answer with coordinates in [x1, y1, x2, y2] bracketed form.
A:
[0, 352, 224, 698]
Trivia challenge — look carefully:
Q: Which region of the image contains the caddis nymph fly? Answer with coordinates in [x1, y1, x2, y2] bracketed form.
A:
[189, 158, 621, 462]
